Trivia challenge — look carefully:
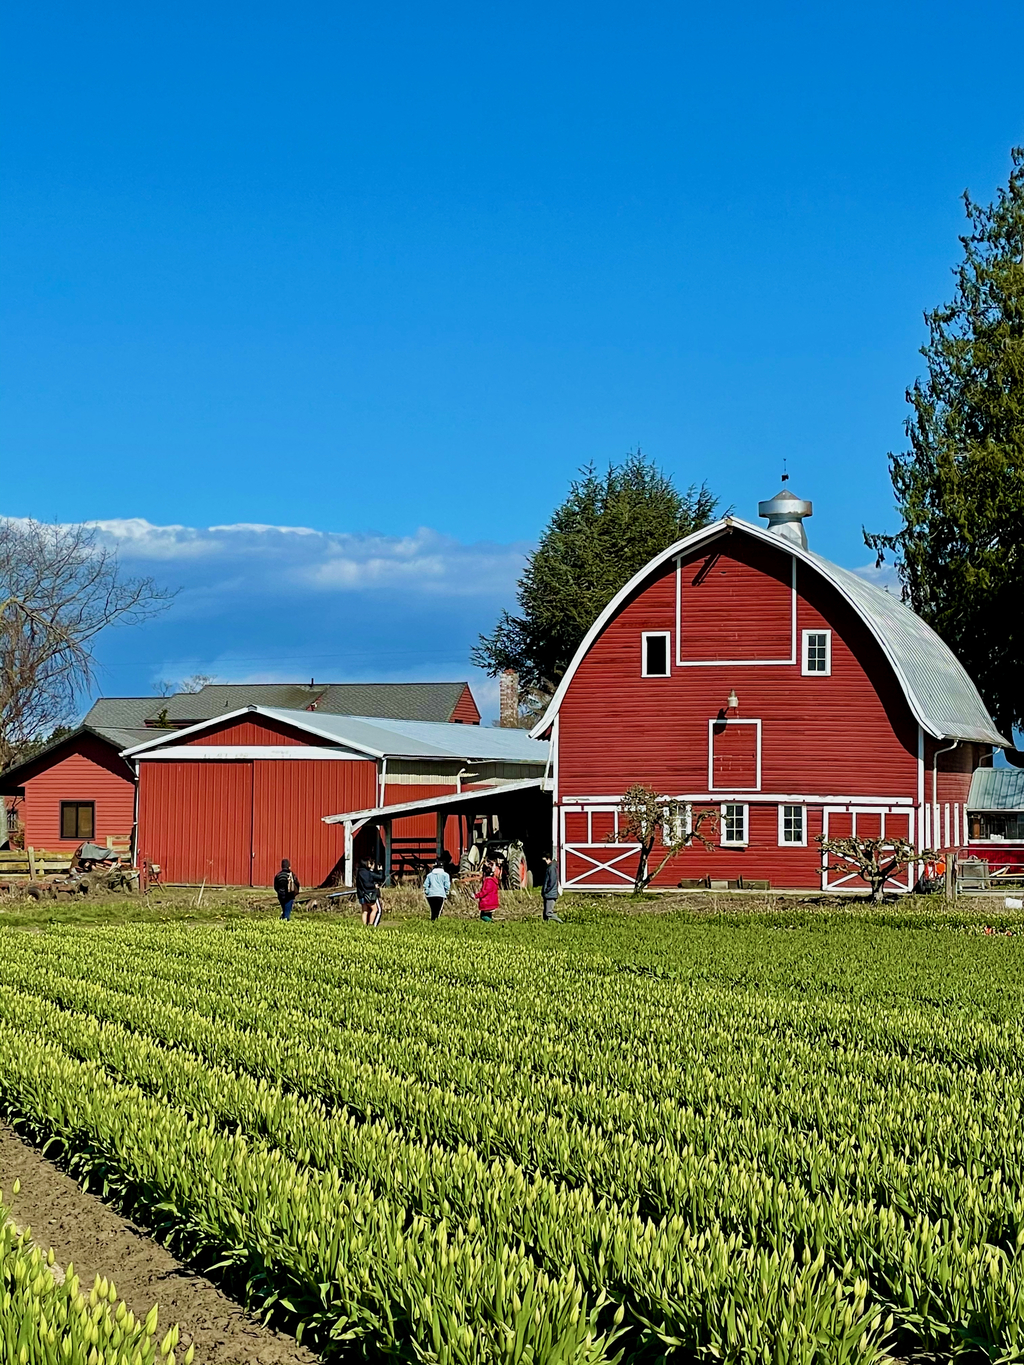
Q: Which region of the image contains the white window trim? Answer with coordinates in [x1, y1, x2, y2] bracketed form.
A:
[801, 628, 832, 676]
[778, 803, 807, 847]
[720, 802, 749, 846]
[641, 631, 672, 678]
[707, 718, 762, 791]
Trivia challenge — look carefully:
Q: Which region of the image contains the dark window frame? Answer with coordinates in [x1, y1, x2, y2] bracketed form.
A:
[60, 801, 95, 841]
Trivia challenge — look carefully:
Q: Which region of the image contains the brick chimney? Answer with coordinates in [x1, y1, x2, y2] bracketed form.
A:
[499, 670, 520, 728]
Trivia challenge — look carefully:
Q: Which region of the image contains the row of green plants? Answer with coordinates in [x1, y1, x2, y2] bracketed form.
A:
[0, 917, 1021, 1361]
[0, 1190, 187, 1365]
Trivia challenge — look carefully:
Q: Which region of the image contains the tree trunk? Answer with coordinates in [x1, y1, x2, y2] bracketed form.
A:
[633, 841, 653, 895]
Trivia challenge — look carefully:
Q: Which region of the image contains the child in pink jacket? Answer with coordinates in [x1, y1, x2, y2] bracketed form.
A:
[474, 864, 499, 922]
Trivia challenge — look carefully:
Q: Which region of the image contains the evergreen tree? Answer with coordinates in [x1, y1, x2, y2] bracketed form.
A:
[866, 149, 1024, 740]
[474, 452, 718, 691]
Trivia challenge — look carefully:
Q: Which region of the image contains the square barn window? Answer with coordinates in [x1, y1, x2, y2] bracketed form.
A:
[802, 629, 831, 675]
[779, 804, 806, 846]
[642, 632, 670, 677]
[721, 803, 748, 846]
[60, 802, 94, 841]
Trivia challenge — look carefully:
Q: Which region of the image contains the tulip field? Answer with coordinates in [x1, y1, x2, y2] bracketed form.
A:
[0, 908, 1023, 1363]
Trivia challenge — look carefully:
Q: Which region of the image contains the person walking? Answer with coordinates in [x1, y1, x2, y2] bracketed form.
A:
[422, 859, 451, 921]
[541, 854, 561, 921]
[356, 858, 385, 926]
[274, 858, 300, 921]
[474, 862, 499, 922]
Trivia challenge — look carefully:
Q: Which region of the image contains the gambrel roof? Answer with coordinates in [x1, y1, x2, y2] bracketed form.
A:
[531, 517, 1007, 748]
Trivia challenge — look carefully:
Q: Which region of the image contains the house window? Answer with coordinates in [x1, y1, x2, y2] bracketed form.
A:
[642, 632, 671, 677]
[779, 804, 806, 846]
[802, 629, 831, 675]
[60, 802, 94, 841]
[721, 803, 748, 846]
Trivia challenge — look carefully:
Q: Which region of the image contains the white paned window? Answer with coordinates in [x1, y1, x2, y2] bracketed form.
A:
[779, 804, 806, 846]
[721, 803, 748, 846]
[802, 629, 831, 675]
[642, 632, 671, 677]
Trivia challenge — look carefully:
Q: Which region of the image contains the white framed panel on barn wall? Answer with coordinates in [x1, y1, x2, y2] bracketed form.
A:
[559, 804, 641, 890]
[708, 718, 762, 791]
[820, 806, 916, 892]
[675, 554, 796, 667]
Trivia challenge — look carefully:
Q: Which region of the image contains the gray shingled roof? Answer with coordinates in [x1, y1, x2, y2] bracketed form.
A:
[967, 768, 1024, 811]
[124, 707, 549, 764]
[83, 697, 161, 728]
[149, 681, 474, 725]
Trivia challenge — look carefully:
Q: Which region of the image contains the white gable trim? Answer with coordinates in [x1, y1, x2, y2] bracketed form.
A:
[121, 706, 387, 759]
[529, 516, 999, 745]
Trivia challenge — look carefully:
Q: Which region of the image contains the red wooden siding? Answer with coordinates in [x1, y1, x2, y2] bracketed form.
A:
[19, 736, 135, 851]
[680, 541, 792, 661]
[251, 760, 376, 885]
[184, 717, 308, 746]
[556, 532, 924, 890]
[711, 721, 759, 789]
[450, 686, 482, 725]
[138, 762, 253, 885]
[137, 758, 376, 886]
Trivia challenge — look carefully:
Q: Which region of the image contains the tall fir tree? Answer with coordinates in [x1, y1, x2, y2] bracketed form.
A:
[866, 148, 1024, 740]
[474, 452, 718, 693]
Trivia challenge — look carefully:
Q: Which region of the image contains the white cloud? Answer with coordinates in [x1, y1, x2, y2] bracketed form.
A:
[852, 560, 902, 593]
[88, 518, 530, 598]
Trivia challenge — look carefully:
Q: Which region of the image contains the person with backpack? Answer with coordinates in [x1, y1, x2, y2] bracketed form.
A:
[474, 862, 499, 922]
[422, 858, 451, 921]
[356, 858, 385, 926]
[274, 859, 300, 920]
[541, 853, 562, 922]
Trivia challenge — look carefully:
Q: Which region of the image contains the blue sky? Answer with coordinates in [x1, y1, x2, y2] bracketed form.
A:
[2, 1, 1023, 717]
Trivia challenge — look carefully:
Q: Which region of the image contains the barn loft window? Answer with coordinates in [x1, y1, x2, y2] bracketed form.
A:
[60, 802, 94, 841]
[642, 632, 671, 677]
[709, 719, 761, 791]
[721, 803, 748, 846]
[802, 629, 831, 675]
[779, 804, 806, 846]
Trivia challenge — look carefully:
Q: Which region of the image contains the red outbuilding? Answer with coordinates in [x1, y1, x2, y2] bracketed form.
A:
[125, 706, 548, 887]
[532, 489, 1008, 893]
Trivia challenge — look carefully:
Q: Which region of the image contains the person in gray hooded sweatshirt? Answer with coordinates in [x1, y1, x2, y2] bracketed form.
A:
[541, 854, 561, 922]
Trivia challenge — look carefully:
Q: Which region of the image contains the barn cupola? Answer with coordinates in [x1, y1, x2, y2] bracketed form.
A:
[757, 486, 813, 550]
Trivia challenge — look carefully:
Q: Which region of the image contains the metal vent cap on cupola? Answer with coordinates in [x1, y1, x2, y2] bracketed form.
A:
[757, 486, 813, 549]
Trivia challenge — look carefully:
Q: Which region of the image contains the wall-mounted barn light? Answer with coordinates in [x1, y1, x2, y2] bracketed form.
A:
[726, 689, 739, 711]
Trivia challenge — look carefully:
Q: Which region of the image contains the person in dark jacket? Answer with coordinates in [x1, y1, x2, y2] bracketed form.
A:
[274, 859, 300, 920]
[541, 854, 561, 922]
[356, 858, 385, 926]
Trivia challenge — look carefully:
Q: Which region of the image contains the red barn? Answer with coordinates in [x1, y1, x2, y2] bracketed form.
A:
[126, 706, 548, 887]
[532, 489, 1008, 893]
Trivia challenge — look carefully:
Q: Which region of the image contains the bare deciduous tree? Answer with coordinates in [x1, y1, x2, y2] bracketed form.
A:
[612, 782, 719, 894]
[0, 518, 171, 769]
[817, 833, 933, 903]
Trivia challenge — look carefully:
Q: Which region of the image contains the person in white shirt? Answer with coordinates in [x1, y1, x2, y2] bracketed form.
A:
[422, 859, 452, 921]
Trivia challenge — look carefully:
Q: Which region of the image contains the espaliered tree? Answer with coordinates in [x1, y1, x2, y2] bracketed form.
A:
[817, 833, 937, 903]
[866, 147, 1024, 742]
[613, 783, 719, 894]
[474, 453, 719, 698]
